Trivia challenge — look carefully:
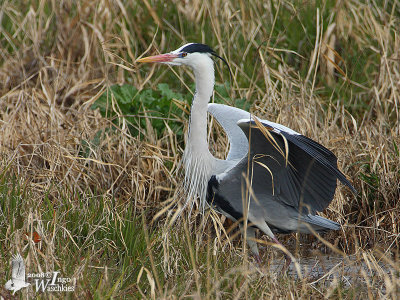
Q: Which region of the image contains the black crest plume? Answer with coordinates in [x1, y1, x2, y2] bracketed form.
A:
[181, 43, 232, 79]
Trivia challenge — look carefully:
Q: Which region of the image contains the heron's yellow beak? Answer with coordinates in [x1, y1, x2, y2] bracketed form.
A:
[136, 53, 178, 63]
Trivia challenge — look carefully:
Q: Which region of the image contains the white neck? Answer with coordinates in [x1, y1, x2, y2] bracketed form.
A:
[188, 58, 215, 156]
[182, 54, 216, 210]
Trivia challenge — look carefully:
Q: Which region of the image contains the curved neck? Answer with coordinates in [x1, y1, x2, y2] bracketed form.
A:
[187, 57, 215, 157]
[182, 56, 216, 210]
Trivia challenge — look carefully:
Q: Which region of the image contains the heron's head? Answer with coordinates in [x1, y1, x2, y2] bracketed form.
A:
[4, 279, 13, 290]
[137, 43, 229, 72]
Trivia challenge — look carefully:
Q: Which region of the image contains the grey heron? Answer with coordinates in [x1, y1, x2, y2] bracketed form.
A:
[137, 43, 356, 265]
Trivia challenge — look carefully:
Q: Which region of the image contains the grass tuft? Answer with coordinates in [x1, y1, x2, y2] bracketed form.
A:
[0, 0, 399, 298]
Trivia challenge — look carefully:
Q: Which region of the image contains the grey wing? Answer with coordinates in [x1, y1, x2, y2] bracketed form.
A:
[213, 119, 356, 216]
[11, 253, 25, 281]
[252, 119, 356, 194]
[207, 103, 250, 161]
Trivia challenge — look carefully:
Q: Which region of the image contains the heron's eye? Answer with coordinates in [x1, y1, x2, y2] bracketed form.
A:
[180, 52, 187, 58]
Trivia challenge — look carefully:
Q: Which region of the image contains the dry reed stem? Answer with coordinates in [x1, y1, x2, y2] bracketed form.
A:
[0, 0, 399, 298]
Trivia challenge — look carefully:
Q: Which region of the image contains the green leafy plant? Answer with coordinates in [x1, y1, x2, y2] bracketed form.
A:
[92, 83, 249, 140]
[92, 84, 188, 139]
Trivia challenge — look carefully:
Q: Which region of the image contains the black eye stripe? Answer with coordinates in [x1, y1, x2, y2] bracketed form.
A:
[180, 43, 214, 54]
[178, 43, 232, 79]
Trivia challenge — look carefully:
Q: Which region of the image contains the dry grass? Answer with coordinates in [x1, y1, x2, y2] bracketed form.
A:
[0, 0, 399, 299]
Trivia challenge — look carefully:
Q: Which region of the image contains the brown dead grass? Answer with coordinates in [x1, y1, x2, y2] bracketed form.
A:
[0, 0, 399, 298]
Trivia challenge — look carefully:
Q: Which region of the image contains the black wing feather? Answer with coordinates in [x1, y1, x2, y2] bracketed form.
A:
[281, 132, 357, 194]
[237, 120, 356, 213]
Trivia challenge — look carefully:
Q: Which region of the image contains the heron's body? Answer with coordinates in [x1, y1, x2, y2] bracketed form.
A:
[137, 43, 356, 261]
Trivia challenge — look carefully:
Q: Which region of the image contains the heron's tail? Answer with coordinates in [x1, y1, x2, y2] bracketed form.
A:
[301, 214, 340, 232]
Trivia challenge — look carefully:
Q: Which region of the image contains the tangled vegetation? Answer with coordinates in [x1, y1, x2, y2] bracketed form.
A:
[0, 0, 399, 298]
